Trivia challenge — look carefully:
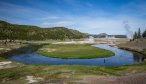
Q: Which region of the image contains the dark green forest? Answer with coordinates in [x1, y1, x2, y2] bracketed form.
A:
[133, 28, 146, 40]
[0, 20, 86, 41]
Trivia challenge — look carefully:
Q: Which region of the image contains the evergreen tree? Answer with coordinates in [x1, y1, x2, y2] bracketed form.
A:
[137, 28, 141, 39]
[142, 29, 146, 38]
[133, 32, 138, 40]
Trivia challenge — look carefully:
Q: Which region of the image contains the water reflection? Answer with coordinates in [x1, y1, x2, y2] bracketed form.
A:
[133, 52, 145, 63]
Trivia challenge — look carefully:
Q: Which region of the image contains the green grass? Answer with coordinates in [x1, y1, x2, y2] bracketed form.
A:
[37, 44, 115, 59]
[142, 49, 146, 55]
[0, 64, 130, 82]
[1, 60, 146, 83]
[0, 57, 7, 62]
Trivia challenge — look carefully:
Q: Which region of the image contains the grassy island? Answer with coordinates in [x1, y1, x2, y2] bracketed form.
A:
[37, 44, 115, 59]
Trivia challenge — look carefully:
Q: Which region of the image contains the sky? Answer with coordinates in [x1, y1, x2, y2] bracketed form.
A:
[0, 0, 146, 35]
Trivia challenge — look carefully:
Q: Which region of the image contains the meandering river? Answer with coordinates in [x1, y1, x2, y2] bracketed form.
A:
[8, 44, 145, 66]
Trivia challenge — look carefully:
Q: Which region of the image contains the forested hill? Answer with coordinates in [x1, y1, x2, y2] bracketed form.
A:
[0, 20, 86, 40]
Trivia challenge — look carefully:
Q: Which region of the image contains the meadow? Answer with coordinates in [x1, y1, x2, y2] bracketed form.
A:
[37, 44, 115, 59]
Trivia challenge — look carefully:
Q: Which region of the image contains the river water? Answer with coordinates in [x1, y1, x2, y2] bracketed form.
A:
[8, 44, 145, 66]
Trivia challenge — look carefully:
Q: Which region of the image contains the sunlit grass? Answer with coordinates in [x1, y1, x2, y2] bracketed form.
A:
[1, 60, 146, 82]
[37, 44, 115, 59]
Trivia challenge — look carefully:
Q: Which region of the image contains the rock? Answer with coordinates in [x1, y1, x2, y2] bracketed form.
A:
[0, 61, 12, 66]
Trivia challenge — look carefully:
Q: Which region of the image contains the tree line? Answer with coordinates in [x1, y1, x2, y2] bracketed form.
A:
[133, 28, 146, 40]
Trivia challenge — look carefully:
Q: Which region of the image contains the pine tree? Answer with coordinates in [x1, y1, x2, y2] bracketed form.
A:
[142, 29, 146, 38]
[137, 28, 141, 39]
[133, 32, 138, 40]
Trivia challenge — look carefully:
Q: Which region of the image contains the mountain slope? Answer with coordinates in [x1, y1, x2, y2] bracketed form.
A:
[0, 20, 86, 40]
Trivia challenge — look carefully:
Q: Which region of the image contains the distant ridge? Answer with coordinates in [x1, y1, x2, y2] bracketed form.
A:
[88, 33, 127, 38]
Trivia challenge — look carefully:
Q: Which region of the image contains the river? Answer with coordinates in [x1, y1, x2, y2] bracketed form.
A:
[8, 44, 145, 66]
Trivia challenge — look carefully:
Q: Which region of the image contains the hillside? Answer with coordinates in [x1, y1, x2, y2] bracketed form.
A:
[0, 20, 86, 40]
[96, 33, 108, 38]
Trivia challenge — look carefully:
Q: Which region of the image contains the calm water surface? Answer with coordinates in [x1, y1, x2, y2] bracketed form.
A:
[8, 44, 145, 66]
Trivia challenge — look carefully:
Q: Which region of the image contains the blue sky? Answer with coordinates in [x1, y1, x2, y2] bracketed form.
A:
[0, 0, 146, 35]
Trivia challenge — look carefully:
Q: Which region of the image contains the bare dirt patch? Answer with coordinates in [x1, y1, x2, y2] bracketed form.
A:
[118, 39, 146, 52]
[26, 76, 43, 84]
[0, 61, 14, 69]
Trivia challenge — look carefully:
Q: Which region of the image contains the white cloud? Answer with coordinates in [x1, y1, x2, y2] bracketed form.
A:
[1, 0, 146, 34]
[41, 20, 75, 27]
[37, 16, 61, 20]
[39, 15, 146, 34]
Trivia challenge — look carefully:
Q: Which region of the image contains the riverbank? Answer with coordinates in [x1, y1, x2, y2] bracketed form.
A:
[118, 39, 146, 56]
[0, 42, 146, 83]
[0, 42, 21, 54]
[37, 44, 115, 59]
